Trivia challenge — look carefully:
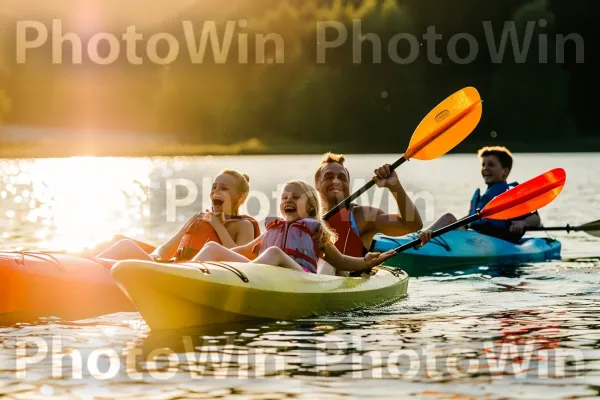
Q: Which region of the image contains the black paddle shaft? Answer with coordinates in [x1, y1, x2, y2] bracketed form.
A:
[323, 156, 408, 221]
[526, 225, 579, 233]
[391, 213, 480, 255]
[526, 220, 600, 237]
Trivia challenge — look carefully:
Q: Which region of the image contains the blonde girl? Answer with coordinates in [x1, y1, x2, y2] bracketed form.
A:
[97, 169, 260, 262]
[192, 180, 393, 273]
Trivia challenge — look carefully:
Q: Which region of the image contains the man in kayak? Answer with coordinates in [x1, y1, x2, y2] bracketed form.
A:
[419, 146, 541, 244]
[314, 152, 423, 274]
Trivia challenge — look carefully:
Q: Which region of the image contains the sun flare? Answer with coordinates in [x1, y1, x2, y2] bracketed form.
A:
[7, 157, 154, 252]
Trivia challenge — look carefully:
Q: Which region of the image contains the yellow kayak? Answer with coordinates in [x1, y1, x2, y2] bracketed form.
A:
[111, 261, 409, 331]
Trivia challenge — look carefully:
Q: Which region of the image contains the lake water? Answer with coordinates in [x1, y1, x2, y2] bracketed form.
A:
[1, 153, 600, 399]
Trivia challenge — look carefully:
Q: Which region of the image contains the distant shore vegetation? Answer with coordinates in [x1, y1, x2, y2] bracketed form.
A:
[0, 0, 595, 157]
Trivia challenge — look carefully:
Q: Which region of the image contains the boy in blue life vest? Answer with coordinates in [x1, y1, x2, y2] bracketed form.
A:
[419, 146, 542, 244]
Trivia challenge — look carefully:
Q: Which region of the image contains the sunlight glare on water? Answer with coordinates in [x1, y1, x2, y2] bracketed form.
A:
[1, 153, 600, 399]
[1, 157, 154, 252]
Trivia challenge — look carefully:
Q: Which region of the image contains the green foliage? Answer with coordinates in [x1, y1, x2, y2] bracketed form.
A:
[490, 0, 572, 139]
[147, 0, 424, 148]
[0, 0, 592, 151]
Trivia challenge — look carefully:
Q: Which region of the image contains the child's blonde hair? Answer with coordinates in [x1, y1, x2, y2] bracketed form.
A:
[285, 180, 337, 250]
[219, 169, 250, 215]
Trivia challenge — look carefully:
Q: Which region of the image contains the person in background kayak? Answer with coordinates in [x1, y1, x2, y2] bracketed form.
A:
[314, 153, 423, 275]
[418, 146, 542, 245]
[191, 180, 394, 273]
[96, 169, 260, 262]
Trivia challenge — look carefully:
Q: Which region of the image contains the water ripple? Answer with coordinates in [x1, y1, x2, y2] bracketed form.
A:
[2, 154, 600, 398]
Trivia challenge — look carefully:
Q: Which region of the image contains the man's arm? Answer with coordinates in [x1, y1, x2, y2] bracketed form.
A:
[359, 164, 423, 237]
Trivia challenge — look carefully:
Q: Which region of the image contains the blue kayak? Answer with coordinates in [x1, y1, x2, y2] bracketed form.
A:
[372, 230, 561, 276]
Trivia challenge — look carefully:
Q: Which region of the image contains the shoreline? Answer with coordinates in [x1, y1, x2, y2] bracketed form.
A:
[1, 137, 599, 159]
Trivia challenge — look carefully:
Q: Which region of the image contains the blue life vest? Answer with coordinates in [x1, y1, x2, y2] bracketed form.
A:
[468, 181, 518, 230]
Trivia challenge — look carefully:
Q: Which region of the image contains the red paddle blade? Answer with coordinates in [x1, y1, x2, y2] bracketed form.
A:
[480, 168, 566, 220]
[405, 87, 482, 160]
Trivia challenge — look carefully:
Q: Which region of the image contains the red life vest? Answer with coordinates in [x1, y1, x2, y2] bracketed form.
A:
[326, 207, 366, 257]
[175, 215, 260, 262]
[259, 217, 321, 273]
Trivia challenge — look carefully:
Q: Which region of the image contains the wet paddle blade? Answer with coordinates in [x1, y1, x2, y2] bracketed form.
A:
[481, 168, 566, 220]
[580, 220, 600, 238]
[405, 87, 482, 160]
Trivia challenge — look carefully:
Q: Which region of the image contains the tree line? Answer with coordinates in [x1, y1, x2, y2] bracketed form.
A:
[0, 0, 596, 153]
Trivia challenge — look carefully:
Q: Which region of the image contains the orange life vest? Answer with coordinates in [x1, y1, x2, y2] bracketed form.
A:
[175, 215, 261, 262]
[326, 207, 366, 258]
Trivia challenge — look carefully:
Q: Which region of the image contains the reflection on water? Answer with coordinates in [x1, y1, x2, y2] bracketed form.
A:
[1, 154, 600, 398]
[1, 303, 599, 398]
[0, 157, 154, 252]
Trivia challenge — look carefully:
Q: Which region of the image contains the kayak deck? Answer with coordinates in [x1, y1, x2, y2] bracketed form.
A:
[372, 231, 561, 276]
[112, 261, 409, 331]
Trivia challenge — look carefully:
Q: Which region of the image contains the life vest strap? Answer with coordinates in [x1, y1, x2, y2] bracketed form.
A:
[176, 215, 261, 262]
[283, 249, 317, 273]
[293, 223, 315, 236]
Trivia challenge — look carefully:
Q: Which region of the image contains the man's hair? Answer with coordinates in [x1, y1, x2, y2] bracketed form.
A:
[477, 146, 513, 171]
[314, 152, 350, 185]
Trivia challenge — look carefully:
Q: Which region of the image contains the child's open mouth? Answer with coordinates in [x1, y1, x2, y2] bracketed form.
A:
[212, 199, 224, 207]
[284, 205, 297, 214]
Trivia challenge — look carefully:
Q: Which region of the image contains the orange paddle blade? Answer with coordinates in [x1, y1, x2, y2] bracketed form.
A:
[405, 87, 483, 160]
[481, 168, 566, 220]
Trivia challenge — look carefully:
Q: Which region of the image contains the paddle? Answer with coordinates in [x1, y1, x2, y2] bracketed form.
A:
[525, 220, 600, 238]
[323, 86, 483, 221]
[382, 168, 567, 258]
